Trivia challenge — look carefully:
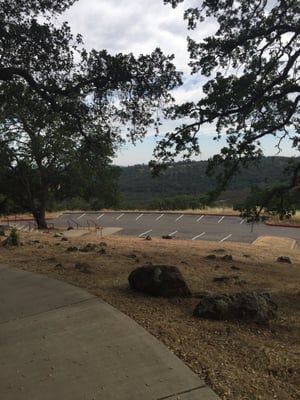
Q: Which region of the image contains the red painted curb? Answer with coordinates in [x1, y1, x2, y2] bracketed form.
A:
[265, 222, 300, 229]
[0, 217, 56, 223]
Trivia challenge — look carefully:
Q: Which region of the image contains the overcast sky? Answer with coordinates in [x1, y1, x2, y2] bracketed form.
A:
[61, 0, 296, 165]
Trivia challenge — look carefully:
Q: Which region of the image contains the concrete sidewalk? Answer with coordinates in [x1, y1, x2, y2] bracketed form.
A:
[0, 264, 220, 400]
[62, 227, 123, 238]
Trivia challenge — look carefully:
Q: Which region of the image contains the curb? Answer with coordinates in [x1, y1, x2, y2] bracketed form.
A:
[265, 222, 300, 229]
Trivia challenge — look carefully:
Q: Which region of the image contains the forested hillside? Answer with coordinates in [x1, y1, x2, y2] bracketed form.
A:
[118, 157, 298, 209]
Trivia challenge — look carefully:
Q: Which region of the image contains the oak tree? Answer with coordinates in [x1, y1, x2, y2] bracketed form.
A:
[0, 0, 181, 227]
[157, 0, 300, 210]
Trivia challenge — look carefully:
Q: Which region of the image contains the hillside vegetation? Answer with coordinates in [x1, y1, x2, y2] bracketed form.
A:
[118, 156, 298, 209]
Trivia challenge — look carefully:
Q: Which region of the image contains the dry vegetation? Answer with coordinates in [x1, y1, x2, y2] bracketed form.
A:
[1, 227, 300, 399]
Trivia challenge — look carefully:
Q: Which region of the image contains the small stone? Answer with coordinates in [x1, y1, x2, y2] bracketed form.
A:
[277, 256, 292, 264]
[74, 262, 93, 274]
[128, 254, 137, 259]
[213, 276, 231, 283]
[67, 246, 78, 252]
[206, 254, 217, 260]
[222, 254, 233, 261]
[80, 243, 96, 252]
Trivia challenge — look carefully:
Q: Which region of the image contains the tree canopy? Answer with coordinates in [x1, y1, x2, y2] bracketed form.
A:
[156, 0, 300, 206]
[0, 0, 181, 227]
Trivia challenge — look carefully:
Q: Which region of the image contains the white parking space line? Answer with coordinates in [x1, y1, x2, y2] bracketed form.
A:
[169, 230, 178, 236]
[220, 234, 232, 242]
[138, 229, 153, 238]
[196, 215, 204, 222]
[175, 214, 184, 222]
[240, 219, 245, 224]
[77, 213, 86, 220]
[96, 213, 104, 220]
[192, 232, 206, 240]
[116, 213, 124, 220]
[156, 214, 164, 221]
[218, 216, 225, 224]
[136, 213, 144, 221]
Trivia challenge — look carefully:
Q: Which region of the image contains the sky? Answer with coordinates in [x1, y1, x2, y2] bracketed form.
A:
[61, 0, 297, 166]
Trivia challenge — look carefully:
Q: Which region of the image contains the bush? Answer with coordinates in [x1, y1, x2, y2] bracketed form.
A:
[9, 227, 20, 246]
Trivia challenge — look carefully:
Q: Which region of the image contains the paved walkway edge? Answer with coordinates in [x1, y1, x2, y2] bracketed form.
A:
[0, 265, 220, 400]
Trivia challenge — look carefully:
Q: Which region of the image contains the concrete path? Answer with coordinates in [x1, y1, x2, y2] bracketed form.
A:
[62, 227, 123, 238]
[0, 264, 220, 400]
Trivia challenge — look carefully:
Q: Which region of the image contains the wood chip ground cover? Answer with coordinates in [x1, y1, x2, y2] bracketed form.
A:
[1, 231, 300, 399]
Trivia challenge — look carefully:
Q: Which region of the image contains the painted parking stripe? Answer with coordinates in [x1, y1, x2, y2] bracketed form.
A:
[116, 213, 124, 220]
[220, 234, 232, 242]
[169, 230, 178, 236]
[136, 213, 144, 221]
[196, 215, 204, 222]
[96, 213, 104, 220]
[138, 229, 153, 238]
[175, 214, 184, 222]
[218, 216, 225, 223]
[77, 213, 86, 220]
[156, 214, 164, 221]
[192, 232, 206, 240]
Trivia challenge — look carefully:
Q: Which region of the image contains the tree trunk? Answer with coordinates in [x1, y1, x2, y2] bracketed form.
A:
[33, 208, 48, 229]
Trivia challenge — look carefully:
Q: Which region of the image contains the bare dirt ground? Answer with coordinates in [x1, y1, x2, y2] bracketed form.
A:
[1, 228, 300, 399]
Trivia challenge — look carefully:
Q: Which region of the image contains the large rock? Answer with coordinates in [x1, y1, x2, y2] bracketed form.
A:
[193, 292, 277, 323]
[128, 265, 191, 297]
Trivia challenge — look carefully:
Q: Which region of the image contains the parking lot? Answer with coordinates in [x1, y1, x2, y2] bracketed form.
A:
[50, 212, 299, 246]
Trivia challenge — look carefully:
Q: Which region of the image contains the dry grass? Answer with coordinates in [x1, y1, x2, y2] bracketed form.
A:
[266, 211, 300, 226]
[1, 229, 300, 400]
[253, 236, 297, 250]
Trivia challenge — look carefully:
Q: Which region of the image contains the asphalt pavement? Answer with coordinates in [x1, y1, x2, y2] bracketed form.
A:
[48, 212, 300, 246]
[0, 264, 220, 400]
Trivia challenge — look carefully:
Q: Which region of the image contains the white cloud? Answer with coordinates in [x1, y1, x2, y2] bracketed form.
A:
[61, 0, 191, 71]
[60, 0, 220, 164]
[61, 1, 297, 166]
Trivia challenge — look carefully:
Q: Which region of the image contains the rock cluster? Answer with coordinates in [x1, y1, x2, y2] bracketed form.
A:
[128, 264, 278, 323]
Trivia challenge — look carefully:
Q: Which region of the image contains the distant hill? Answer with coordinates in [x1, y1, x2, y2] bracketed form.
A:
[118, 156, 298, 209]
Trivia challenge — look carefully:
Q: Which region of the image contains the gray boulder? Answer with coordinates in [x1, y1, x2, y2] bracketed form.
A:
[193, 292, 277, 323]
[128, 265, 191, 297]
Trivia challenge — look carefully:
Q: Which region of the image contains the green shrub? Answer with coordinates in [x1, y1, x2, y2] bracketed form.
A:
[9, 227, 20, 246]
